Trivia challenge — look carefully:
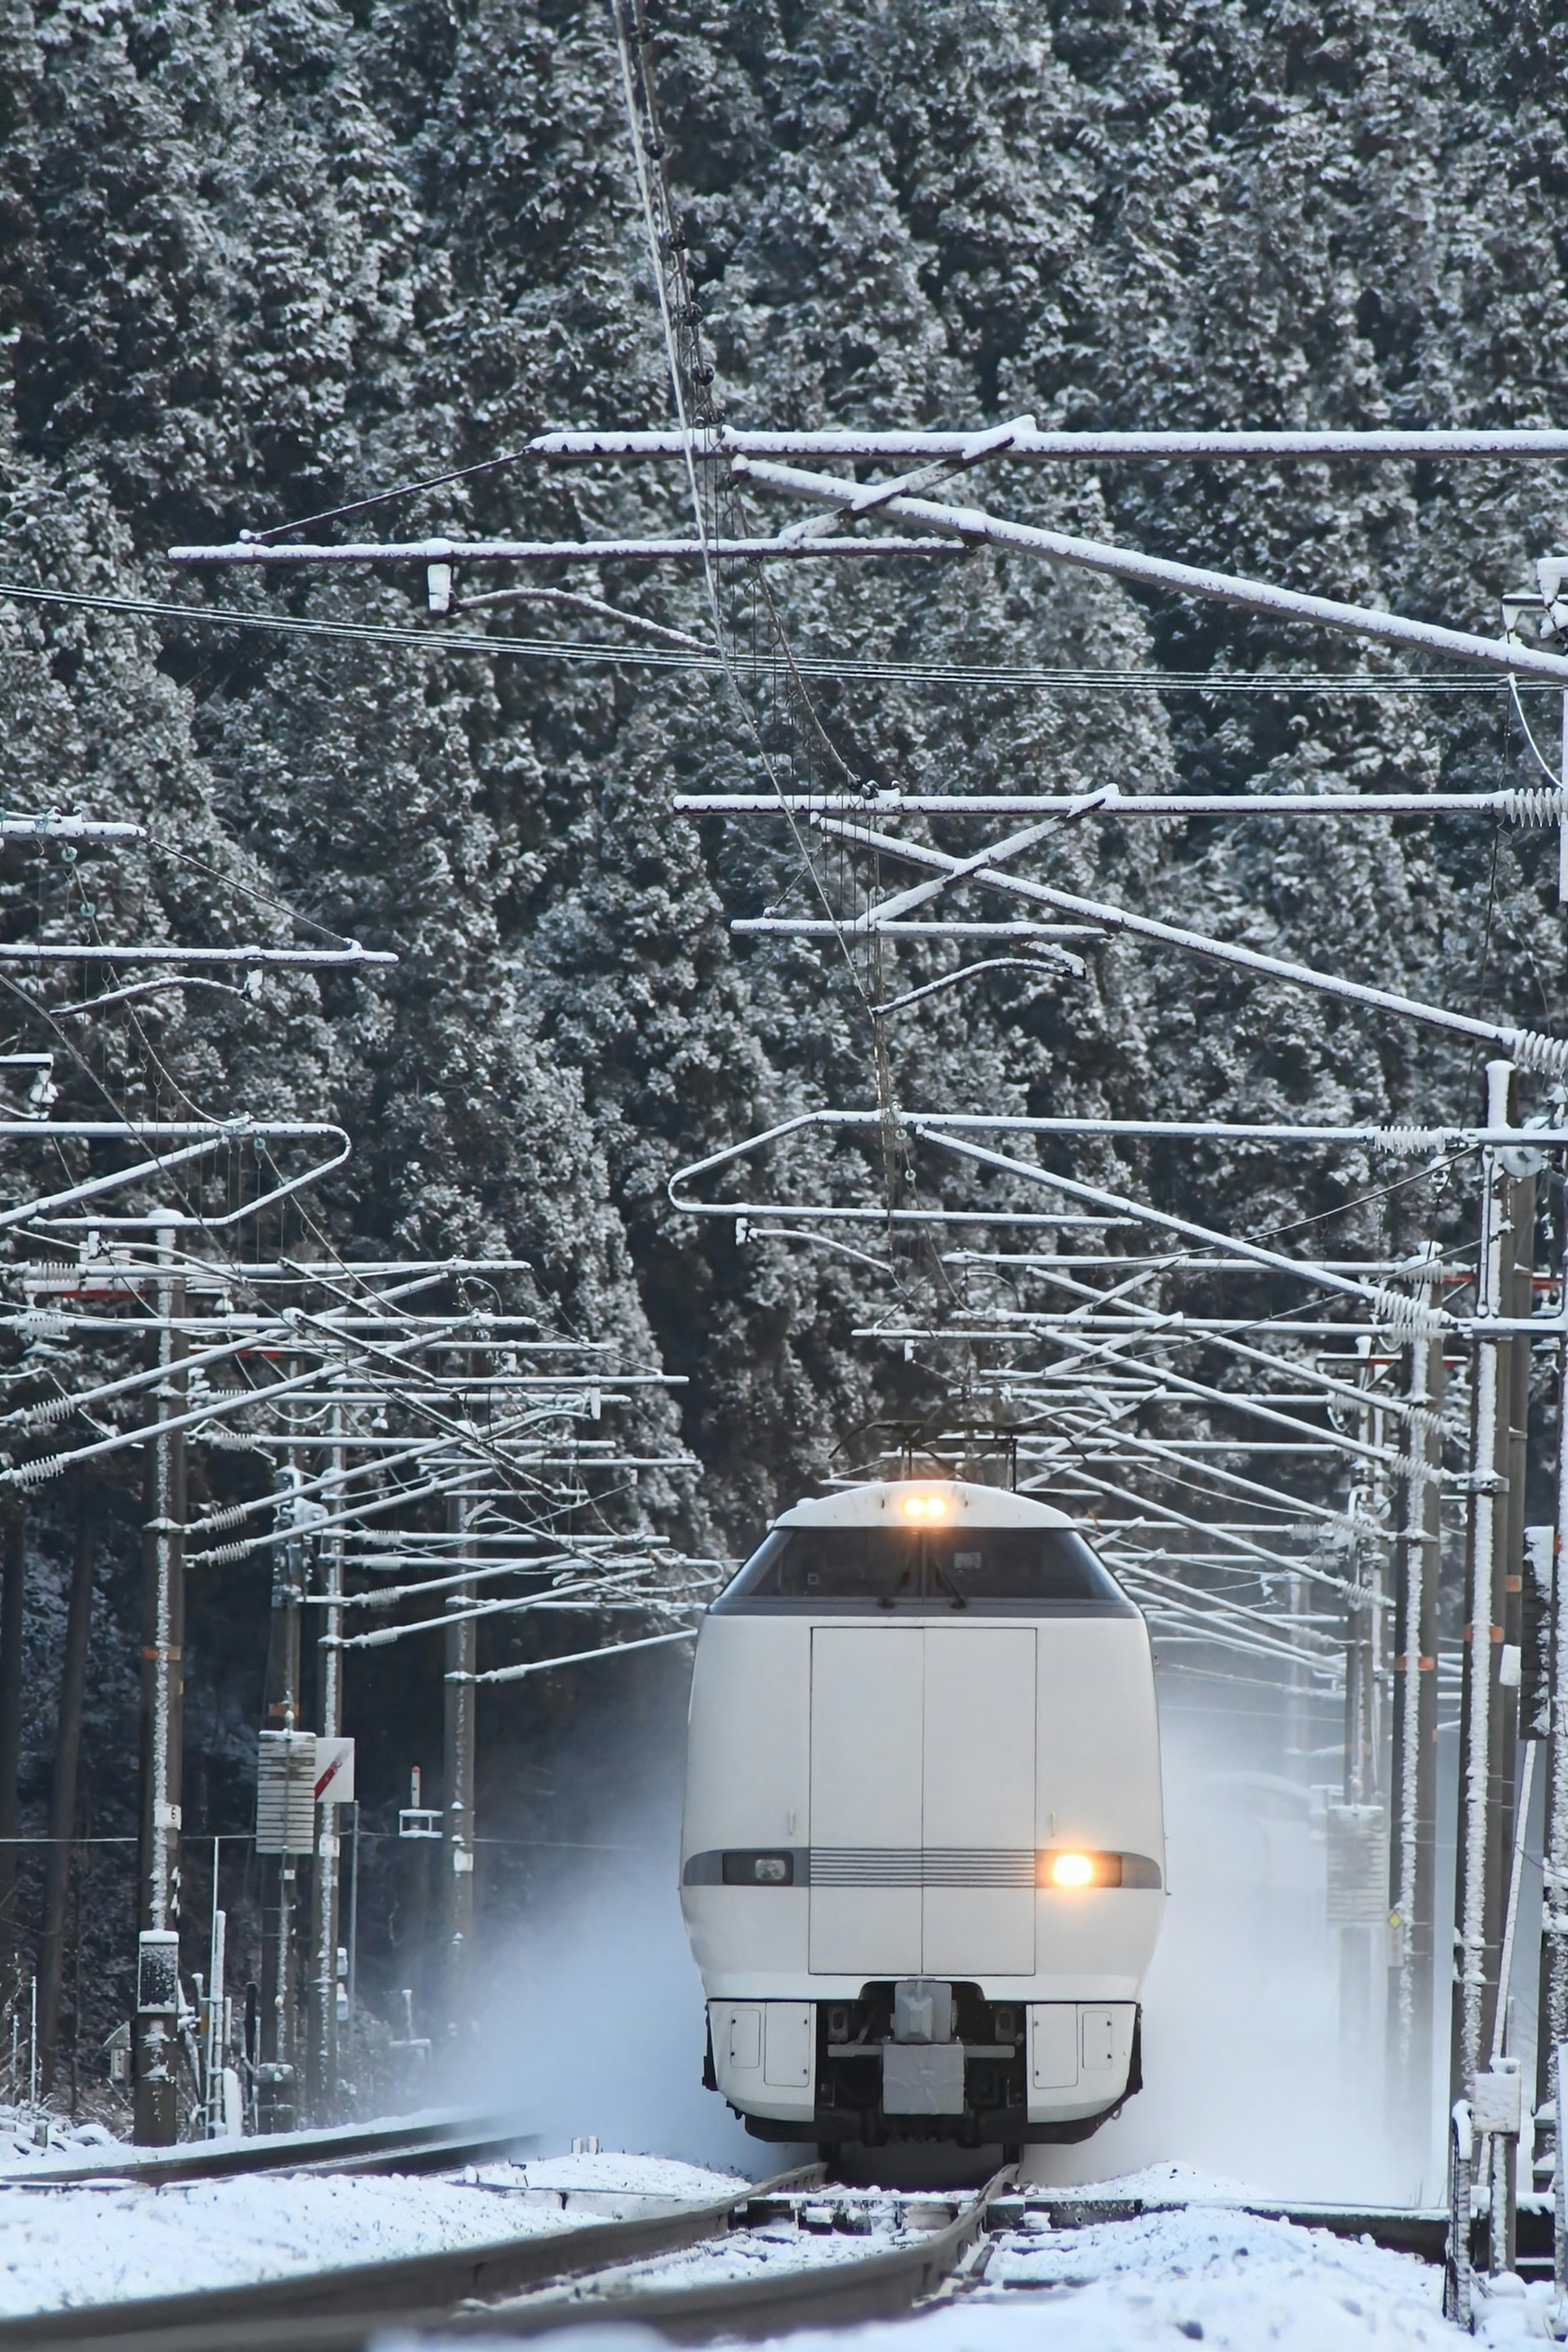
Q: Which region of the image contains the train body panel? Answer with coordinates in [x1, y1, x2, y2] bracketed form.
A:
[680, 1479, 1165, 2147]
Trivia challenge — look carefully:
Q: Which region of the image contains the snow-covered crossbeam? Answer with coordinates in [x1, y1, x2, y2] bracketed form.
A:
[528, 423, 1568, 461]
[733, 455, 1568, 685]
[0, 942, 393, 964]
[0, 815, 143, 839]
[165, 535, 954, 565]
[679, 786, 1568, 820]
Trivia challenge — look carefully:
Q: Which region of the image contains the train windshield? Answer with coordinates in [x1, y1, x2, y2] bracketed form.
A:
[711, 1525, 1134, 1614]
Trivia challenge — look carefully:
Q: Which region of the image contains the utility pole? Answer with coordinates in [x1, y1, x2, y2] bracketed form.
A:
[1386, 1264, 1445, 2156]
[306, 1409, 343, 2121]
[444, 1480, 476, 2040]
[134, 1214, 186, 2146]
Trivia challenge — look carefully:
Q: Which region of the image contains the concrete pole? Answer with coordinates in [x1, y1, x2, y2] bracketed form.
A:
[134, 1216, 186, 2146]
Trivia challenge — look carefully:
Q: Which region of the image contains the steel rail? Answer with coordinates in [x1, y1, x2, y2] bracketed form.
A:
[0, 2163, 833, 2352]
[464, 2166, 1009, 2343]
[0, 2110, 532, 2192]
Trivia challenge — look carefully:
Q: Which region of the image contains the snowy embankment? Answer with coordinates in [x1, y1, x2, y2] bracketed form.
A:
[0, 2149, 742, 2315]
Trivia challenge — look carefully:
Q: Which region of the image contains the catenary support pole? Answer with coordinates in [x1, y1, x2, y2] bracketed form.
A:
[1488, 1158, 1537, 2076]
[307, 1411, 344, 2121]
[204, 1890, 225, 2138]
[1541, 1223, 1568, 2155]
[134, 1216, 186, 2145]
[444, 1482, 476, 2038]
[38, 1494, 95, 2090]
[259, 1461, 303, 2127]
[1454, 1065, 1515, 2113]
[1387, 1280, 1445, 2161]
[0, 1505, 25, 1948]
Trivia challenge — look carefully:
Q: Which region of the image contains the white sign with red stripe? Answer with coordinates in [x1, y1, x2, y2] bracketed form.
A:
[314, 1736, 355, 1806]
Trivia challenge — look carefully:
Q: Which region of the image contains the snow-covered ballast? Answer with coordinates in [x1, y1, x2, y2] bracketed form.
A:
[679, 1479, 1166, 2150]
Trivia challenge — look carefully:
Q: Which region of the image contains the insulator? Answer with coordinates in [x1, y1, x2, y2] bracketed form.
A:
[1370, 1286, 1448, 1337]
[1497, 785, 1568, 827]
[188, 1537, 255, 1569]
[1514, 1029, 1568, 1081]
[17, 1393, 79, 1427]
[187, 1496, 256, 1537]
[1370, 1127, 1449, 1155]
[11, 1454, 64, 1490]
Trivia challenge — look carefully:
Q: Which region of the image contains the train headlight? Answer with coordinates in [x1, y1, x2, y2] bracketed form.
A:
[720, 1850, 795, 1886]
[901, 1491, 949, 1520]
[1038, 1849, 1122, 1889]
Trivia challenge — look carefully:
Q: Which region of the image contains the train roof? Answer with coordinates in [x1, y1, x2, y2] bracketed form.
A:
[775, 1479, 1078, 1530]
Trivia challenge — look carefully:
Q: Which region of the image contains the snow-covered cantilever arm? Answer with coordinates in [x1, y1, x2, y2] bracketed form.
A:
[731, 455, 1568, 688]
[812, 813, 1568, 1081]
[666, 1107, 1479, 1330]
[30, 1126, 354, 1235]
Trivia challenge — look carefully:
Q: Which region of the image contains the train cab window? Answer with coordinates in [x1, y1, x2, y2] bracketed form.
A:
[710, 1525, 1134, 1615]
[937, 1529, 1122, 1604]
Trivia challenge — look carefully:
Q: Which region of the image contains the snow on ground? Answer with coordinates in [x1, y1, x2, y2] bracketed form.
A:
[0, 2150, 745, 2316]
[0, 2107, 121, 2170]
[750, 2198, 1463, 2352]
[483, 2152, 744, 2200]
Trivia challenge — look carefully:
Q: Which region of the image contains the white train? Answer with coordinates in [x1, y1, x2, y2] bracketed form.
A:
[680, 1479, 1165, 2152]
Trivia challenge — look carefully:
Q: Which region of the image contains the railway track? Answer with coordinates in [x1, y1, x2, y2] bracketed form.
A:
[0, 2165, 996, 2352]
[0, 2110, 536, 2191]
[0, 2167, 1472, 2350]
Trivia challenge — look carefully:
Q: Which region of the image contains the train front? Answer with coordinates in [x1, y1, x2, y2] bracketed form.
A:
[679, 1479, 1165, 2152]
